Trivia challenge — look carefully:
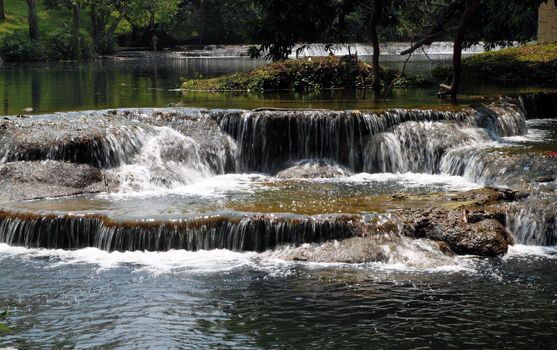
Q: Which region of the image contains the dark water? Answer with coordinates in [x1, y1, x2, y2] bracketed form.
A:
[0, 247, 556, 349]
[0, 56, 549, 115]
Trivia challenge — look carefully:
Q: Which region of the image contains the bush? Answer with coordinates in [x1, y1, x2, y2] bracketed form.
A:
[0, 31, 46, 62]
[182, 56, 437, 93]
[95, 36, 117, 55]
[45, 28, 94, 60]
[183, 56, 377, 92]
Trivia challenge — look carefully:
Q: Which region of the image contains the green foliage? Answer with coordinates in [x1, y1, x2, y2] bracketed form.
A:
[183, 56, 435, 92]
[248, 0, 339, 60]
[94, 35, 117, 55]
[45, 28, 94, 60]
[0, 310, 11, 333]
[0, 30, 46, 62]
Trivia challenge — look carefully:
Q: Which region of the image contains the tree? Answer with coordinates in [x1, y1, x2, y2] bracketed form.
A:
[0, 0, 5, 21]
[400, 0, 554, 97]
[350, 0, 389, 90]
[27, 0, 40, 41]
[89, 0, 137, 52]
[248, 0, 339, 60]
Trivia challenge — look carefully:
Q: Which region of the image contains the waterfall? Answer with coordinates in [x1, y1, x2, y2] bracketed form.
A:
[110, 126, 233, 192]
[364, 122, 490, 174]
[507, 199, 557, 246]
[218, 104, 526, 173]
[518, 91, 557, 120]
[0, 211, 397, 252]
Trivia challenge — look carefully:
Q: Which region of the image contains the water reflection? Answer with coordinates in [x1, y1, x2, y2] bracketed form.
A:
[0, 57, 550, 115]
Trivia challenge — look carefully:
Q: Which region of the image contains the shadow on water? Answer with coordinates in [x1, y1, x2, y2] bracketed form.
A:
[0, 57, 552, 115]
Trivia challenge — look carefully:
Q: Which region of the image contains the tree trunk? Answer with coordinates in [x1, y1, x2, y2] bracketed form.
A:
[90, 5, 102, 47]
[148, 0, 156, 30]
[72, 3, 81, 60]
[448, 28, 465, 97]
[26, 0, 39, 41]
[442, 0, 480, 97]
[370, 0, 384, 91]
[0, 0, 6, 21]
[149, 11, 156, 30]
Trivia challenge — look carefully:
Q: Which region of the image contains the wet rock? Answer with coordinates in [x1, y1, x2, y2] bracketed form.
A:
[401, 208, 511, 256]
[275, 160, 353, 179]
[269, 234, 457, 266]
[116, 109, 237, 173]
[449, 187, 521, 206]
[0, 161, 107, 202]
[396, 187, 518, 256]
[0, 114, 147, 168]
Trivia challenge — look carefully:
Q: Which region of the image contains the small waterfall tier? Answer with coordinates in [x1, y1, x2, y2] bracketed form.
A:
[0, 210, 394, 252]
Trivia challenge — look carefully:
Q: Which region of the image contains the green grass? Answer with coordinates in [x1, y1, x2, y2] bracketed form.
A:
[0, 1, 67, 36]
[433, 43, 557, 85]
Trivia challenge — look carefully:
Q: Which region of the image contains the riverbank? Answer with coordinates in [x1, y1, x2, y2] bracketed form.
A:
[433, 43, 557, 85]
[182, 44, 557, 93]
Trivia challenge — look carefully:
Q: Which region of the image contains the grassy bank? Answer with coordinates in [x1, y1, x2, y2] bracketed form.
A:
[182, 56, 434, 93]
[0, 1, 64, 36]
[0, 2, 96, 62]
[434, 43, 557, 85]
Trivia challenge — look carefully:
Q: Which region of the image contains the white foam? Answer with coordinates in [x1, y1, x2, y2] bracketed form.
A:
[102, 173, 268, 199]
[502, 129, 550, 143]
[346, 172, 481, 191]
[0, 242, 476, 276]
[0, 243, 255, 274]
[504, 244, 557, 259]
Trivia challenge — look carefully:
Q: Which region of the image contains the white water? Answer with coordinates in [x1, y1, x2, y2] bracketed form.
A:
[365, 122, 490, 174]
[109, 126, 228, 193]
[0, 242, 468, 275]
[1, 241, 554, 276]
[172, 42, 490, 59]
[346, 172, 481, 191]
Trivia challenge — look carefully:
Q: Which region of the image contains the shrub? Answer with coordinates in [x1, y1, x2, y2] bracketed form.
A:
[45, 28, 94, 60]
[95, 36, 117, 55]
[0, 31, 46, 62]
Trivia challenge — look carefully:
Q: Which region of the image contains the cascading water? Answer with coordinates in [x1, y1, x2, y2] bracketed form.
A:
[507, 199, 557, 246]
[0, 91, 555, 255]
[364, 121, 491, 174]
[0, 211, 391, 252]
[110, 126, 231, 192]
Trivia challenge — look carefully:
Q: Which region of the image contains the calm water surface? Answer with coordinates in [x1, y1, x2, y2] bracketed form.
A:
[0, 56, 549, 115]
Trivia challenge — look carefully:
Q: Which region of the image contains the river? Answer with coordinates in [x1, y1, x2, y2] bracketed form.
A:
[0, 54, 556, 349]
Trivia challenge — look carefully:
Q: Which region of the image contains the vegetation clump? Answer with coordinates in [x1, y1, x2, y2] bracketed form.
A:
[182, 56, 433, 92]
[433, 43, 557, 85]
